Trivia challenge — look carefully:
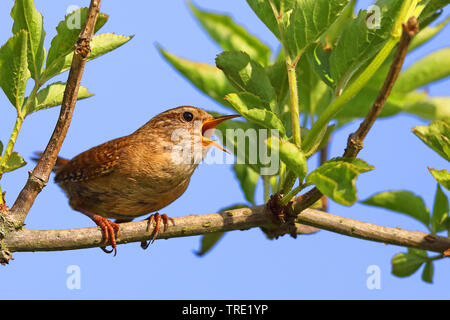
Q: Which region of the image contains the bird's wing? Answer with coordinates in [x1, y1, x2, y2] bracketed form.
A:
[54, 136, 130, 183]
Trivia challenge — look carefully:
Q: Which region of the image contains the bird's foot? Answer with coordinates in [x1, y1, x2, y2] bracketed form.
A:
[141, 212, 169, 250]
[90, 214, 120, 256]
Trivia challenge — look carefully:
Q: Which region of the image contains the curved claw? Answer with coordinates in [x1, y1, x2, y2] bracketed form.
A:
[142, 212, 170, 250]
[91, 214, 120, 256]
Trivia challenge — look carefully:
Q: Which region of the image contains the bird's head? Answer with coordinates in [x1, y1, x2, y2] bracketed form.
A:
[136, 106, 239, 164]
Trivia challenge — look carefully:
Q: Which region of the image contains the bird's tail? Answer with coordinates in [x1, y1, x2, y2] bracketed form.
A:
[31, 152, 70, 173]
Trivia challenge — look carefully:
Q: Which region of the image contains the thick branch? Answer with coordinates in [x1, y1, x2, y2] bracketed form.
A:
[3, 203, 450, 254]
[9, 0, 102, 227]
[295, 17, 419, 212]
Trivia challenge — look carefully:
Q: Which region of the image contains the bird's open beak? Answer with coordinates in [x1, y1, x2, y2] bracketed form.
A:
[201, 114, 240, 153]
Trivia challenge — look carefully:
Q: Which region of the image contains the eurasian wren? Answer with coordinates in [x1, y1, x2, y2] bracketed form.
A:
[49, 106, 238, 255]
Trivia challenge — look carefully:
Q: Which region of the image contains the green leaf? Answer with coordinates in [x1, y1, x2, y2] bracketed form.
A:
[304, 42, 335, 88]
[297, 53, 330, 119]
[412, 120, 450, 161]
[196, 204, 247, 256]
[431, 184, 449, 233]
[44, 33, 133, 80]
[44, 8, 108, 79]
[216, 51, 277, 113]
[429, 168, 450, 191]
[405, 96, 450, 121]
[418, 0, 450, 27]
[284, 0, 350, 58]
[320, 0, 356, 49]
[196, 232, 225, 256]
[329, 0, 404, 90]
[0, 30, 30, 109]
[409, 16, 450, 52]
[225, 92, 286, 136]
[26, 81, 93, 115]
[158, 45, 235, 109]
[0, 141, 3, 155]
[362, 191, 430, 227]
[11, 0, 46, 80]
[4, 152, 27, 173]
[392, 252, 426, 277]
[246, 0, 281, 39]
[302, 124, 335, 158]
[306, 157, 374, 206]
[266, 56, 289, 105]
[188, 2, 270, 66]
[266, 137, 307, 181]
[233, 164, 259, 205]
[394, 48, 450, 93]
[422, 261, 434, 283]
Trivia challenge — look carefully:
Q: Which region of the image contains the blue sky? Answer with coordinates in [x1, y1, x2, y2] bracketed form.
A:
[0, 0, 449, 299]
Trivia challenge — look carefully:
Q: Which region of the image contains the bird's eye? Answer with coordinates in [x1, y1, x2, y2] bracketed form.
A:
[182, 111, 194, 122]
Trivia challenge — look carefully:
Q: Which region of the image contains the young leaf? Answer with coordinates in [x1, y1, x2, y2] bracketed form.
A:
[266, 137, 307, 181]
[196, 232, 225, 256]
[418, 0, 450, 27]
[26, 82, 93, 115]
[405, 96, 450, 121]
[297, 53, 329, 119]
[429, 168, 450, 191]
[391, 252, 426, 278]
[409, 16, 450, 52]
[233, 164, 259, 205]
[431, 184, 449, 233]
[188, 2, 271, 66]
[225, 92, 286, 136]
[412, 120, 450, 161]
[284, 0, 350, 58]
[302, 124, 335, 158]
[266, 57, 289, 105]
[246, 0, 281, 39]
[362, 191, 430, 227]
[422, 261, 434, 284]
[45, 33, 133, 80]
[158, 46, 235, 109]
[4, 152, 27, 173]
[11, 0, 46, 80]
[306, 157, 374, 206]
[196, 204, 247, 256]
[44, 8, 108, 79]
[329, 0, 404, 90]
[0, 30, 30, 109]
[216, 51, 277, 113]
[394, 48, 450, 93]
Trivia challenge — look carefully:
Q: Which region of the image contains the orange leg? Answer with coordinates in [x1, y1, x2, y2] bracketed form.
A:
[141, 212, 169, 250]
[77, 208, 120, 256]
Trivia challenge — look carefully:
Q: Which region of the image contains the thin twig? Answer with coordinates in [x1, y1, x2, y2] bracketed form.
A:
[295, 17, 419, 213]
[343, 17, 419, 158]
[2, 203, 450, 254]
[9, 0, 102, 227]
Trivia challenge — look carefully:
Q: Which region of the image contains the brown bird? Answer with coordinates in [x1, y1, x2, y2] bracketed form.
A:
[41, 106, 238, 255]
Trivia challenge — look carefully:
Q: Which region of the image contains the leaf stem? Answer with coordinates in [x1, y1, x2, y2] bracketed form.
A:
[302, 37, 398, 152]
[263, 176, 271, 202]
[0, 80, 41, 180]
[0, 115, 24, 180]
[280, 183, 309, 206]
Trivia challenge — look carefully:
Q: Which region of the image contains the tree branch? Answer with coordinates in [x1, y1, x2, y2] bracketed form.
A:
[294, 17, 419, 212]
[9, 0, 102, 227]
[3, 202, 450, 254]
